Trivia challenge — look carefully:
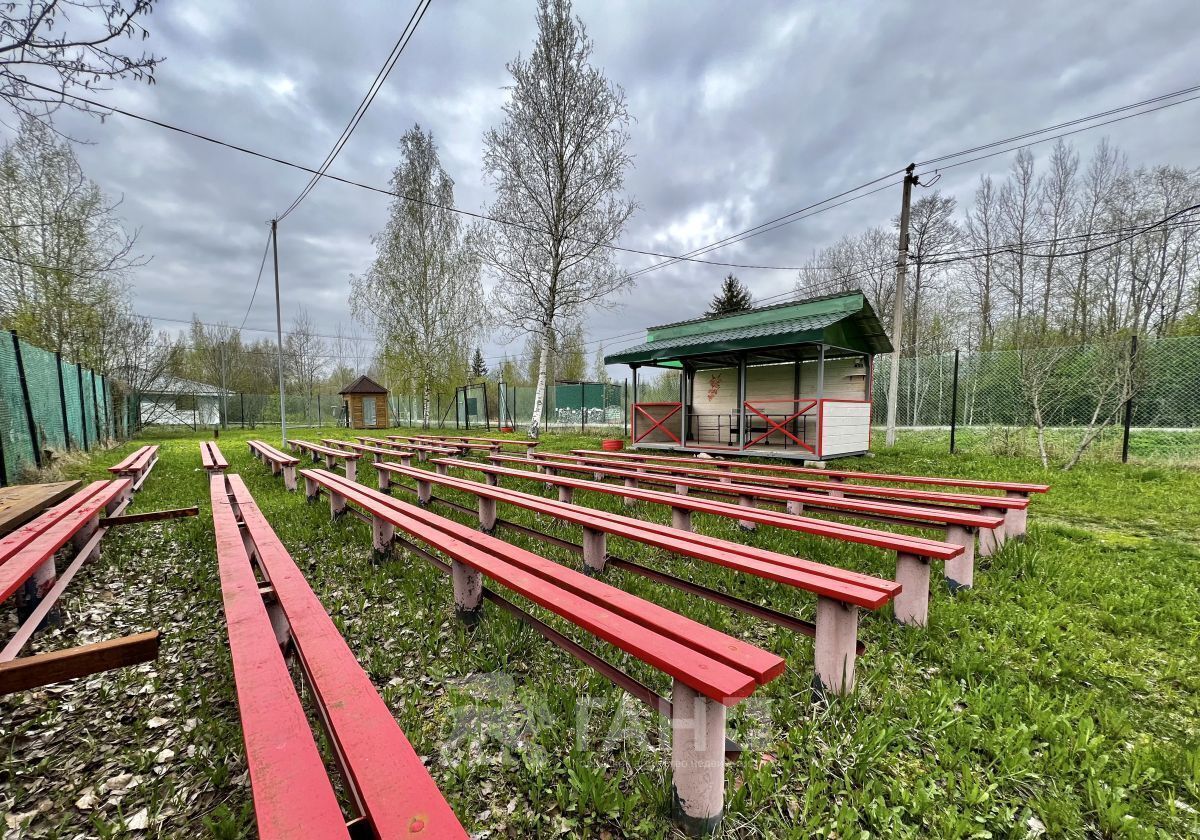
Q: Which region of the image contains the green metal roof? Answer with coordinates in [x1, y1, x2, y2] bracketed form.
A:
[605, 291, 892, 366]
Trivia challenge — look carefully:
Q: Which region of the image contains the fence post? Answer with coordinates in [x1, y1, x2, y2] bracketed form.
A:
[1122, 334, 1137, 463]
[949, 348, 960, 454]
[317, 393, 322, 428]
[241, 393, 246, 428]
[581, 382, 586, 433]
[55, 351, 71, 450]
[623, 378, 629, 437]
[76, 365, 89, 451]
[90, 370, 101, 444]
[11, 331, 42, 469]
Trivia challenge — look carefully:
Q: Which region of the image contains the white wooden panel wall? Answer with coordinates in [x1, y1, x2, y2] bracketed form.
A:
[820, 400, 871, 456]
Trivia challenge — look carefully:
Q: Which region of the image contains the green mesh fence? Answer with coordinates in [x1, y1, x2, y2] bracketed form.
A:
[61, 356, 83, 448]
[0, 336, 113, 484]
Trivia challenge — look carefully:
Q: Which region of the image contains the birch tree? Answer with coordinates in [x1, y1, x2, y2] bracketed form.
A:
[474, 0, 636, 437]
[351, 124, 481, 428]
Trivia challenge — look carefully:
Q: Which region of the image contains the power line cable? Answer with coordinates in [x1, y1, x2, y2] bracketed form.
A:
[238, 229, 274, 330]
[277, 0, 432, 221]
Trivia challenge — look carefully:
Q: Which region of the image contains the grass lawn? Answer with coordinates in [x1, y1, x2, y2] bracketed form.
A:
[2, 425, 1198, 838]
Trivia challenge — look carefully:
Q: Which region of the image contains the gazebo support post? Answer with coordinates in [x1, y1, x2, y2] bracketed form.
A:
[736, 354, 747, 452]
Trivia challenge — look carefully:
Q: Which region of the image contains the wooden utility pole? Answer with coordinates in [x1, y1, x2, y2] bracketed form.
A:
[885, 164, 919, 447]
[271, 219, 287, 446]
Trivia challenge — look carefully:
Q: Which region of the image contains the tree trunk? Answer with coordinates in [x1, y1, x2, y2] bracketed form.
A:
[528, 329, 552, 439]
[422, 382, 431, 429]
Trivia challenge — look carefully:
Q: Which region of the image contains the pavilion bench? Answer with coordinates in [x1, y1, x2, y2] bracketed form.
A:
[302, 467, 785, 834]
[415, 433, 540, 451]
[0, 480, 195, 694]
[211, 473, 466, 839]
[545, 450, 1030, 547]
[513, 453, 1003, 587]
[572, 449, 1048, 540]
[288, 439, 362, 482]
[107, 444, 159, 491]
[200, 440, 229, 474]
[437, 457, 960, 627]
[378, 461, 898, 695]
[247, 440, 300, 491]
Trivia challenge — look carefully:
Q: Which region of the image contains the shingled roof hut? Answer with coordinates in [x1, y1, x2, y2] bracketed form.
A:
[338, 375, 389, 429]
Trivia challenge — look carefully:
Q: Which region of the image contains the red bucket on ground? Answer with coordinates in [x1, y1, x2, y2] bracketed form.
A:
[601, 439, 624, 451]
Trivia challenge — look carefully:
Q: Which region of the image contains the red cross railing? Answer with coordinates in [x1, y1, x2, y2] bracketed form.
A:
[741, 398, 817, 453]
[632, 402, 682, 444]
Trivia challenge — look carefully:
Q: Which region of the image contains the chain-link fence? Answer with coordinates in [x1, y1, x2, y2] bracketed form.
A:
[0, 333, 115, 485]
[871, 335, 1200, 463]
[497, 381, 628, 433]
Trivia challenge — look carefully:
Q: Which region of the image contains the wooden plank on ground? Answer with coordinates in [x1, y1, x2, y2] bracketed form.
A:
[0, 631, 159, 695]
[0, 481, 82, 537]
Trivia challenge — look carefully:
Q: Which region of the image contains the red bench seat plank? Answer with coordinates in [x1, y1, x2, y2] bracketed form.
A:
[249, 441, 300, 466]
[308, 470, 780, 702]
[227, 475, 466, 838]
[0, 480, 130, 602]
[109, 445, 154, 474]
[210, 476, 351, 840]
[382, 464, 898, 609]
[0, 481, 110, 567]
[468, 458, 962, 560]
[572, 449, 1049, 494]
[548, 452, 1029, 511]
[292, 441, 361, 460]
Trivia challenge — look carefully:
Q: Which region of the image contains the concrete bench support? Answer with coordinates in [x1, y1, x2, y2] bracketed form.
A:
[737, 494, 757, 531]
[813, 596, 858, 697]
[943, 524, 975, 592]
[671, 679, 726, 836]
[451, 559, 483, 623]
[893, 552, 930, 626]
[478, 497, 497, 533]
[582, 527, 607, 575]
[371, 515, 394, 560]
[671, 506, 692, 532]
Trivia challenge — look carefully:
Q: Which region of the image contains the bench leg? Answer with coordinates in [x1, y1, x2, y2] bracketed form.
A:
[593, 471, 604, 482]
[671, 506, 692, 532]
[827, 476, 845, 498]
[400, 455, 413, 468]
[270, 460, 281, 476]
[329, 490, 346, 518]
[943, 525, 975, 592]
[435, 462, 449, 476]
[674, 483, 690, 496]
[737, 494, 757, 531]
[485, 472, 499, 487]
[478, 497, 497, 533]
[417, 479, 431, 505]
[371, 515, 395, 562]
[978, 506, 1005, 555]
[304, 475, 319, 502]
[582, 527, 607, 575]
[558, 486, 574, 504]
[283, 465, 297, 492]
[893, 552, 931, 626]
[1005, 491, 1030, 540]
[813, 596, 859, 697]
[623, 477, 638, 506]
[451, 560, 483, 624]
[264, 593, 291, 650]
[671, 679, 726, 836]
[418, 450, 428, 462]
[786, 499, 804, 516]
[344, 460, 356, 483]
[377, 469, 392, 493]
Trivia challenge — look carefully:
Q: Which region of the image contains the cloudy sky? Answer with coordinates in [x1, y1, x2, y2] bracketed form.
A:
[23, 0, 1200, 375]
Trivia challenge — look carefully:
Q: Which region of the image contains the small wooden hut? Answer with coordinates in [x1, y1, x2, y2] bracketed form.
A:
[605, 291, 892, 461]
[339, 375, 389, 429]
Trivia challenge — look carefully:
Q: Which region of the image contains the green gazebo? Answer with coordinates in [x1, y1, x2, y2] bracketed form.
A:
[605, 290, 892, 461]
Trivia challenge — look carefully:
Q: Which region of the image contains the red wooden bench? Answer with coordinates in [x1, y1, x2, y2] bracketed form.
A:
[107, 445, 159, 491]
[372, 436, 458, 461]
[248, 440, 300, 491]
[1, 479, 197, 694]
[504, 453, 1002, 589]
[436, 457, 958, 626]
[326, 439, 415, 486]
[545, 450, 1029, 546]
[200, 441, 229, 474]
[415, 433, 539, 451]
[211, 473, 465, 839]
[302, 466, 785, 833]
[573, 449, 1048, 539]
[288, 439, 362, 482]
[391, 435, 495, 455]
[378, 460, 897, 695]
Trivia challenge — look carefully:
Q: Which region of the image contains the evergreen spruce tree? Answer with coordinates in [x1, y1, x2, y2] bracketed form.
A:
[706, 274, 753, 316]
[471, 347, 487, 380]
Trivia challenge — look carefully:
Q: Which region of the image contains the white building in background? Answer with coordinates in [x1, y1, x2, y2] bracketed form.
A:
[135, 375, 232, 427]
